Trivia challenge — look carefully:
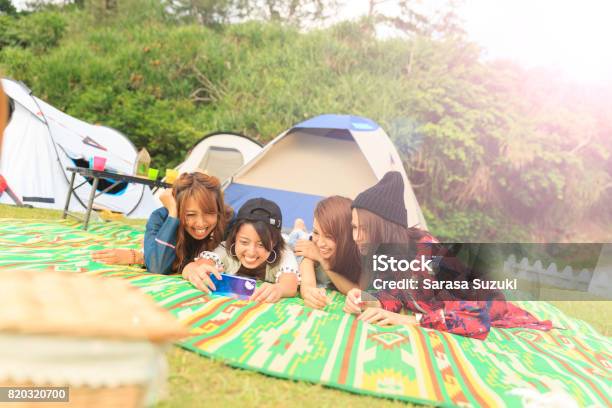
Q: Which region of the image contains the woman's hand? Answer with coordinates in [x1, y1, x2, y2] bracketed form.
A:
[159, 188, 177, 218]
[301, 286, 330, 309]
[294, 239, 322, 263]
[343, 288, 363, 314]
[358, 307, 418, 326]
[250, 282, 283, 303]
[181, 260, 223, 294]
[92, 248, 139, 265]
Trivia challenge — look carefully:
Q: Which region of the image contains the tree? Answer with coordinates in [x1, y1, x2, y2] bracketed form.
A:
[247, 0, 340, 26]
[165, 0, 240, 25]
[0, 0, 17, 15]
[366, 0, 464, 37]
[165, 0, 339, 27]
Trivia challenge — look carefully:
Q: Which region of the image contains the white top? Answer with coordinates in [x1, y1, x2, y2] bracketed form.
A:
[197, 242, 300, 283]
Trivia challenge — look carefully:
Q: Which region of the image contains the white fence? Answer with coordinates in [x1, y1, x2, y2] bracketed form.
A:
[503, 244, 612, 298]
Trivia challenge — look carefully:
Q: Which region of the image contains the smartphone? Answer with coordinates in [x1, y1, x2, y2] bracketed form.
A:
[209, 273, 256, 298]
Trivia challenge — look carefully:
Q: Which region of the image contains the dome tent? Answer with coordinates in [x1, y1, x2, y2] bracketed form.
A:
[175, 132, 262, 183]
[223, 114, 427, 231]
[0, 78, 158, 218]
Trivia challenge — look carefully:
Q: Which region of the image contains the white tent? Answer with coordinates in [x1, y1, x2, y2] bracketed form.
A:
[176, 132, 262, 183]
[0, 78, 158, 218]
[223, 114, 428, 231]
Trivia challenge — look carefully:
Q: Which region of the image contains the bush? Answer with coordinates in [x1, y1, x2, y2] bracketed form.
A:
[22, 12, 66, 51]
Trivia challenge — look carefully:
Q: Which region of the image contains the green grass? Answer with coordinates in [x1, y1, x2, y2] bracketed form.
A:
[0, 204, 148, 227]
[1, 204, 610, 407]
[159, 349, 409, 408]
[547, 301, 611, 336]
[0, 204, 74, 221]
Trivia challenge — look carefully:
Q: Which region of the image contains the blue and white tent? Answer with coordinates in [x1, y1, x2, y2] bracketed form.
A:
[223, 114, 427, 231]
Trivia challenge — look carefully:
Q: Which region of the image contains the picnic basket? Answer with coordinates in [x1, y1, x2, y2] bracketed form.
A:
[0, 270, 189, 408]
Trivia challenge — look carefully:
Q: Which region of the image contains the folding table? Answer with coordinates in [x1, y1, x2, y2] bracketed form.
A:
[63, 166, 171, 230]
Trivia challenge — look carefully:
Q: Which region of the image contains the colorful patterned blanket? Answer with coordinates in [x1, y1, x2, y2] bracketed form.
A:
[0, 218, 610, 407]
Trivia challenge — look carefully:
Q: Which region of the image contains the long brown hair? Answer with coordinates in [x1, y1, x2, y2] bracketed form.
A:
[315, 196, 362, 284]
[354, 208, 431, 288]
[354, 208, 427, 246]
[172, 172, 232, 272]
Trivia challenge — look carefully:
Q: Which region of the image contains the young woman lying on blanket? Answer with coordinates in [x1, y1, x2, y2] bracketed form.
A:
[343, 171, 552, 340]
[92, 172, 232, 275]
[196, 197, 299, 303]
[288, 196, 363, 309]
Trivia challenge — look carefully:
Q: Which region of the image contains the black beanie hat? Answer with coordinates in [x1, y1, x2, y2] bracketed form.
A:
[352, 171, 407, 228]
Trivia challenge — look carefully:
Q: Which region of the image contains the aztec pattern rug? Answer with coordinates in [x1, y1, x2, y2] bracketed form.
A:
[0, 218, 610, 407]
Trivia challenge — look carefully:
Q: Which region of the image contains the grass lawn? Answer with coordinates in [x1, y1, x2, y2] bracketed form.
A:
[1, 204, 610, 407]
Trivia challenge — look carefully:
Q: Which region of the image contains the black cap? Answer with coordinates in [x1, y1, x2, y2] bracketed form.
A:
[236, 198, 282, 230]
[352, 171, 407, 228]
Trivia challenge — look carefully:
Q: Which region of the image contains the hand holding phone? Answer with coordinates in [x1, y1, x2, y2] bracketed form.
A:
[209, 273, 256, 298]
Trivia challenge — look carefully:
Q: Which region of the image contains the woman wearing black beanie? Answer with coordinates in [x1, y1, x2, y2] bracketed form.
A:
[343, 171, 551, 340]
[349, 171, 429, 255]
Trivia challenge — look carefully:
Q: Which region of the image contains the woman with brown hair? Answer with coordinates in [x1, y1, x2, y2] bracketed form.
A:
[93, 172, 233, 287]
[293, 196, 363, 309]
[151, 172, 231, 272]
[343, 172, 552, 340]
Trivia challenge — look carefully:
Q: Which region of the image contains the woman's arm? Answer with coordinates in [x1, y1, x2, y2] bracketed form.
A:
[299, 258, 317, 288]
[294, 239, 359, 295]
[251, 248, 300, 303]
[299, 259, 329, 309]
[144, 208, 180, 275]
[276, 272, 299, 297]
[358, 307, 417, 326]
[92, 247, 144, 265]
[250, 274, 298, 303]
[358, 302, 492, 340]
[181, 259, 223, 294]
[320, 262, 360, 295]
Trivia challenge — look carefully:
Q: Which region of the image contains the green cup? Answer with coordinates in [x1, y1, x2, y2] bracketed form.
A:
[148, 167, 159, 180]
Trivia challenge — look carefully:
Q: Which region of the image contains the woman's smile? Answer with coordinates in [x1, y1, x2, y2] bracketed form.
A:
[235, 223, 271, 269]
[190, 225, 210, 239]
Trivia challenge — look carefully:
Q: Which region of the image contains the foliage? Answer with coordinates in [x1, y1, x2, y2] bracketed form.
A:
[0, 11, 67, 52]
[0, 0, 17, 15]
[1, 5, 610, 242]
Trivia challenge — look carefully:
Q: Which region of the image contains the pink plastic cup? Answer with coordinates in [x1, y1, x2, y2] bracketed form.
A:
[93, 156, 107, 171]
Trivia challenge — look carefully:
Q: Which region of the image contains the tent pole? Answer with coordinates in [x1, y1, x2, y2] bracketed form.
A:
[62, 171, 77, 219]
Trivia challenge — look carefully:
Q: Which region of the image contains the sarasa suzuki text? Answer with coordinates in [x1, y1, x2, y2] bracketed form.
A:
[372, 278, 518, 291]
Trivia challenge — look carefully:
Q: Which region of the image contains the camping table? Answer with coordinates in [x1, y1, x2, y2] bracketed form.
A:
[63, 167, 171, 230]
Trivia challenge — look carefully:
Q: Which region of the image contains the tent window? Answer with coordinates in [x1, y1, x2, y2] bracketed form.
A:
[290, 128, 353, 141]
[198, 146, 243, 181]
[70, 158, 128, 195]
[323, 129, 353, 141]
